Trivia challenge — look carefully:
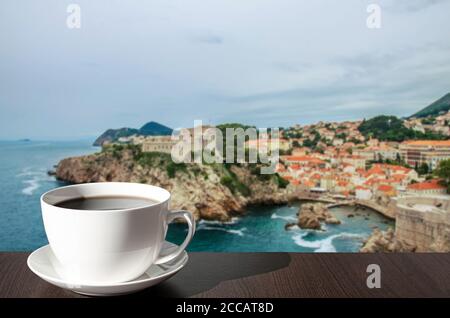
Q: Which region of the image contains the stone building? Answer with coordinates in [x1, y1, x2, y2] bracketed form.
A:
[399, 140, 450, 170]
[141, 136, 176, 153]
[394, 195, 450, 252]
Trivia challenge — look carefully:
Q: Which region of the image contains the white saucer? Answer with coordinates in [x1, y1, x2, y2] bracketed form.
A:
[27, 241, 188, 296]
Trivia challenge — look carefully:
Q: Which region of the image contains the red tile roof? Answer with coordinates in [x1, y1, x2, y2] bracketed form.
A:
[403, 140, 450, 147]
[408, 179, 446, 191]
[378, 184, 394, 192]
[282, 156, 325, 165]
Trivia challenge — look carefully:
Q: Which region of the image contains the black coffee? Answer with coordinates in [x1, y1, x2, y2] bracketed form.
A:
[55, 196, 158, 210]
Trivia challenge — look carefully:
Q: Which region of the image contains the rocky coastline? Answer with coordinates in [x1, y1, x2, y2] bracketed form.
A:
[55, 146, 291, 221]
[359, 228, 416, 252]
[285, 203, 341, 231]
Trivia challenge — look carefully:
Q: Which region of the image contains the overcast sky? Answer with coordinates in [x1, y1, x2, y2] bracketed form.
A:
[1, 0, 450, 139]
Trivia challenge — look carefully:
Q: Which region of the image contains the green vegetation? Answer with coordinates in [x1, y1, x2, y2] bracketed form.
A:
[136, 151, 171, 167]
[219, 164, 251, 196]
[434, 159, 450, 193]
[275, 173, 289, 188]
[335, 132, 347, 141]
[249, 165, 288, 188]
[102, 143, 140, 159]
[220, 176, 234, 191]
[421, 117, 436, 125]
[303, 131, 321, 149]
[166, 161, 187, 178]
[417, 162, 430, 176]
[292, 140, 301, 148]
[93, 128, 139, 146]
[250, 165, 271, 181]
[283, 129, 303, 139]
[138, 121, 173, 136]
[368, 155, 411, 169]
[278, 149, 293, 156]
[348, 137, 363, 144]
[137, 151, 186, 178]
[410, 92, 450, 118]
[93, 121, 173, 146]
[101, 140, 287, 192]
[216, 123, 256, 138]
[103, 144, 188, 178]
[358, 115, 446, 142]
[216, 123, 256, 163]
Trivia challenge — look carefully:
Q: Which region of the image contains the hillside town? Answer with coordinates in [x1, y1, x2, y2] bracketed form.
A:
[109, 114, 447, 192]
[97, 108, 450, 252]
[111, 111, 450, 204]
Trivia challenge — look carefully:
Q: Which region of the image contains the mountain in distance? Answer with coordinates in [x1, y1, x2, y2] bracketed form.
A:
[139, 121, 173, 136]
[93, 121, 173, 146]
[410, 92, 450, 118]
[93, 127, 139, 146]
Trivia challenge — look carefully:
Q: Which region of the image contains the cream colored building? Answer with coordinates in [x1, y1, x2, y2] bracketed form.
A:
[141, 136, 176, 153]
[246, 138, 290, 151]
[399, 140, 450, 170]
[320, 176, 336, 191]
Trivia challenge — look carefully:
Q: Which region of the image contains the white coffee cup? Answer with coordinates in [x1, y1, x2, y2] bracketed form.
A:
[41, 182, 195, 285]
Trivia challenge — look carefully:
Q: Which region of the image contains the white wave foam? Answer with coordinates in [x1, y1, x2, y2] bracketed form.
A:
[17, 167, 47, 177]
[271, 213, 297, 222]
[198, 225, 247, 236]
[22, 177, 40, 195]
[292, 232, 362, 252]
[19, 168, 51, 195]
[199, 217, 240, 225]
[17, 171, 42, 177]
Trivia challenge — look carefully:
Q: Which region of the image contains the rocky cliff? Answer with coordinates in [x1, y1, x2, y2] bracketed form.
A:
[360, 228, 416, 252]
[55, 145, 290, 221]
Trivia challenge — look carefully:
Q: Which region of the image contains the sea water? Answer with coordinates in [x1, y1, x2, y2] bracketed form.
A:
[0, 140, 394, 252]
[167, 204, 393, 252]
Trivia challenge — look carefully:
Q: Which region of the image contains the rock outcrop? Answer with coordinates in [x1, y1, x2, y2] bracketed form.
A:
[360, 228, 416, 252]
[55, 146, 290, 222]
[295, 203, 341, 230]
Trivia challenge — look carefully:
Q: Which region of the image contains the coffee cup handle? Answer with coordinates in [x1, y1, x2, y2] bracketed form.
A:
[154, 210, 196, 265]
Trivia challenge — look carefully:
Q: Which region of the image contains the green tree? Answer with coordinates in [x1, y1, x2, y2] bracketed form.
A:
[335, 132, 347, 141]
[357, 115, 445, 142]
[434, 159, 450, 193]
[417, 162, 429, 175]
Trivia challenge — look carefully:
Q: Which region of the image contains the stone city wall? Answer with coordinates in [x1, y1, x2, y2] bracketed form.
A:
[394, 196, 450, 252]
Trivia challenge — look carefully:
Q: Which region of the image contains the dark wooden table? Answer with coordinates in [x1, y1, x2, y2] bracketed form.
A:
[1, 252, 450, 298]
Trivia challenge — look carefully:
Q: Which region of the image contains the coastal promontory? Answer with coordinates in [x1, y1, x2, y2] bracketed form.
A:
[55, 144, 290, 221]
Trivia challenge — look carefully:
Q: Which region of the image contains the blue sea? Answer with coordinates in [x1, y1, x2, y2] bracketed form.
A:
[0, 140, 393, 252]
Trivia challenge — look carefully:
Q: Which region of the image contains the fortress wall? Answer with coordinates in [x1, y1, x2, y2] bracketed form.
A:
[395, 196, 450, 252]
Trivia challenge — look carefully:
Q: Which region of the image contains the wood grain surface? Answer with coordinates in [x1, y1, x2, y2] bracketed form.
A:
[1, 252, 449, 298]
